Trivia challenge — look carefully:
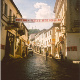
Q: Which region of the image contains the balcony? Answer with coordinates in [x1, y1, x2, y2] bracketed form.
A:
[18, 28, 25, 36]
[7, 16, 20, 28]
[2, 14, 8, 22]
[53, 23, 60, 27]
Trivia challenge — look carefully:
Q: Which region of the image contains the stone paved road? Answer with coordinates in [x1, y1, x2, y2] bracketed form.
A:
[1, 53, 79, 80]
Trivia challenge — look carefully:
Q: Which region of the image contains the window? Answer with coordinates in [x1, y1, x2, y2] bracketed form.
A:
[46, 33, 47, 37]
[50, 39, 51, 42]
[42, 34, 43, 38]
[13, 14, 15, 22]
[48, 32, 49, 36]
[4, 3, 8, 16]
[42, 40, 43, 44]
[9, 9, 12, 21]
[50, 31, 51, 35]
[46, 41, 47, 45]
[9, 9, 12, 16]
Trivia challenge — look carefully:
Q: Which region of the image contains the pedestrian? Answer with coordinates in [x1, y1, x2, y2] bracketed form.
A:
[46, 51, 49, 61]
[22, 50, 25, 58]
[59, 51, 63, 61]
[40, 49, 41, 54]
[61, 53, 63, 61]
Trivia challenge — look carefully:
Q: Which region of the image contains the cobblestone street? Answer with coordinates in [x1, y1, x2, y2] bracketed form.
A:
[1, 53, 79, 80]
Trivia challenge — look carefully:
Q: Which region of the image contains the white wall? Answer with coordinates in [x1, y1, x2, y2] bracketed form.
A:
[67, 33, 80, 61]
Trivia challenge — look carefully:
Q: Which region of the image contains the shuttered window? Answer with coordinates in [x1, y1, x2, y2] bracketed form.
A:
[4, 3, 8, 16]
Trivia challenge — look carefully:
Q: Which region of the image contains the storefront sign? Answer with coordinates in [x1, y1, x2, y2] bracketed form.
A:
[71, 46, 77, 51]
[52, 39, 55, 41]
[67, 47, 70, 51]
[1, 44, 5, 50]
[67, 46, 77, 51]
[28, 40, 30, 44]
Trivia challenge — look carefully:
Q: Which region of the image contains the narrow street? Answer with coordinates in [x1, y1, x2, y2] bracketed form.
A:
[1, 53, 79, 80]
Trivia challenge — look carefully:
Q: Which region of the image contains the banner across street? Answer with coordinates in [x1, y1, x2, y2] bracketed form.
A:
[15, 18, 61, 23]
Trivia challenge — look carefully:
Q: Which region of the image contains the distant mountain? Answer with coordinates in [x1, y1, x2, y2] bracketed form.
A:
[29, 29, 40, 35]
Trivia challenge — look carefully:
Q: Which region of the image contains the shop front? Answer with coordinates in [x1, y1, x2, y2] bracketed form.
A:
[5, 31, 15, 59]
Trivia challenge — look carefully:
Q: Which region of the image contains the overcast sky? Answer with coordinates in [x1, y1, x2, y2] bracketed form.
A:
[13, 0, 56, 30]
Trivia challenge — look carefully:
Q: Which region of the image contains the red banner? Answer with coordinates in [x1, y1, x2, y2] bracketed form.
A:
[15, 18, 61, 23]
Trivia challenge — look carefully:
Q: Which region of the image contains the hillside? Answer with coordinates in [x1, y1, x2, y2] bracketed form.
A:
[29, 29, 40, 35]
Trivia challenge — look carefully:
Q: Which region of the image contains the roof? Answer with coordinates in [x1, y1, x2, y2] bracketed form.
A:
[44, 26, 54, 33]
[10, 0, 22, 17]
[35, 29, 47, 36]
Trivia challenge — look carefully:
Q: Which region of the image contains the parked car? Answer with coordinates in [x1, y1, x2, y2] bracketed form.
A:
[28, 48, 33, 56]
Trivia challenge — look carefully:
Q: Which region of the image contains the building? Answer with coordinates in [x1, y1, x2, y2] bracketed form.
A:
[35, 27, 56, 56]
[35, 29, 46, 54]
[1, 0, 28, 61]
[54, 0, 80, 60]
[43, 27, 55, 56]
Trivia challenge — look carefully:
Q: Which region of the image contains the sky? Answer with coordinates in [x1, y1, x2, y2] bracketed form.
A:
[13, 0, 56, 30]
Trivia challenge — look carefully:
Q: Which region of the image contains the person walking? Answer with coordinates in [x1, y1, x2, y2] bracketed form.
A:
[46, 51, 49, 61]
[22, 50, 25, 58]
[59, 50, 63, 61]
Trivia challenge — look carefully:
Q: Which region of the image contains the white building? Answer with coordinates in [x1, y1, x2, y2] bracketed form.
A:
[35, 29, 46, 53]
[35, 27, 56, 56]
[43, 27, 55, 56]
[54, 0, 80, 61]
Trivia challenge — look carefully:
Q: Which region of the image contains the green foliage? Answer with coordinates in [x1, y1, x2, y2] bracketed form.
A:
[29, 29, 40, 35]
